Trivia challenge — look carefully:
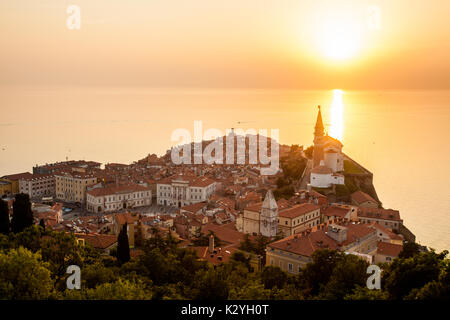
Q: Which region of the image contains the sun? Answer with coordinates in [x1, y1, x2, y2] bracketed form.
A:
[317, 18, 362, 61]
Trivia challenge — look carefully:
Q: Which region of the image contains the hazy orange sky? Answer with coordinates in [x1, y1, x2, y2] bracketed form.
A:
[1, 0, 449, 89]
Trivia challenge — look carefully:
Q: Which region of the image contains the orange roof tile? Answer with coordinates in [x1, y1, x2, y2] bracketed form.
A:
[351, 190, 378, 205]
[377, 242, 403, 257]
[76, 233, 118, 249]
[279, 203, 320, 219]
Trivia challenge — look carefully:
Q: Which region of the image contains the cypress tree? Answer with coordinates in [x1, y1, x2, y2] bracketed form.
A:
[39, 218, 46, 231]
[0, 199, 10, 235]
[117, 223, 130, 264]
[134, 220, 144, 248]
[11, 193, 34, 233]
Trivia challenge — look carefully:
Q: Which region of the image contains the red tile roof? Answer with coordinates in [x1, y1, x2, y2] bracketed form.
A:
[1, 172, 33, 181]
[244, 201, 263, 212]
[114, 212, 139, 225]
[358, 207, 402, 222]
[87, 183, 151, 197]
[279, 203, 320, 219]
[76, 233, 118, 249]
[322, 205, 350, 218]
[351, 190, 378, 205]
[180, 202, 207, 214]
[157, 174, 215, 188]
[193, 246, 236, 265]
[368, 222, 403, 240]
[377, 242, 403, 257]
[201, 222, 249, 246]
[269, 223, 376, 257]
[269, 231, 338, 257]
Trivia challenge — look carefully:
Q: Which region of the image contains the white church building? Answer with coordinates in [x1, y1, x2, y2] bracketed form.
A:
[310, 106, 345, 188]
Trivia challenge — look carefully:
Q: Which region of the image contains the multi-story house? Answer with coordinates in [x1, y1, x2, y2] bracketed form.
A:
[357, 207, 403, 231]
[19, 174, 56, 199]
[156, 174, 216, 207]
[351, 190, 379, 208]
[55, 170, 98, 204]
[240, 192, 320, 238]
[0, 180, 12, 196]
[0, 172, 33, 194]
[322, 204, 358, 223]
[86, 183, 152, 213]
[375, 242, 403, 264]
[266, 222, 378, 274]
[277, 203, 321, 237]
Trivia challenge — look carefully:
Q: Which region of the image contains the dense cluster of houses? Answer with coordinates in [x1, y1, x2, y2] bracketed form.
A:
[0, 108, 414, 271]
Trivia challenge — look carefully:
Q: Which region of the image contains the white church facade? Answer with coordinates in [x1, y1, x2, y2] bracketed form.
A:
[310, 106, 345, 188]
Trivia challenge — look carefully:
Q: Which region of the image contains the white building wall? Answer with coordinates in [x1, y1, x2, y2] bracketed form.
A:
[310, 173, 332, 188]
[324, 152, 338, 173]
[87, 190, 152, 213]
[157, 182, 216, 207]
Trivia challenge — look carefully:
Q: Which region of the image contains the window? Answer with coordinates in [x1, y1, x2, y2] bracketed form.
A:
[288, 263, 293, 272]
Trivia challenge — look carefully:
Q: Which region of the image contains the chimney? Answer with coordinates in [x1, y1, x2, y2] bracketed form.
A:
[208, 234, 215, 253]
[326, 224, 347, 243]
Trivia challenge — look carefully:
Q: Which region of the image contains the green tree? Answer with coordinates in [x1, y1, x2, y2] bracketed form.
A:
[0, 199, 10, 235]
[404, 254, 450, 300]
[398, 241, 421, 259]
[139, 247, 176, 285]
[344, 285, 389, 300]
[64, 278, 151, 300]
[192, 268, 229, 300]
[145, 226, 165, 251]
[117, 223, 130, 265]
[239, 233, 254, 252]
[11, 193, 34, 233]
[134, 221, 144, 248]
[82, 262, 118, 289]
[12, 224, 45, 252]
[229, 281, 271, 299]
[261, 266, 288, 290]
[40, 230, 84, 289]
[322, 254, 369, 299]
[230, 251, 252, 271]
[0, 247, 54, 299]
[192, 230, 222, 247]
[383, 250, 448, 299]
[301, 249, 343, 297]
[39, 218, 46, 231]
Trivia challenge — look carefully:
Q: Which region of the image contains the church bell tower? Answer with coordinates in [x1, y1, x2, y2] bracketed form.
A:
[313, 105, 325, 167]
[260, 190, 278, 237]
